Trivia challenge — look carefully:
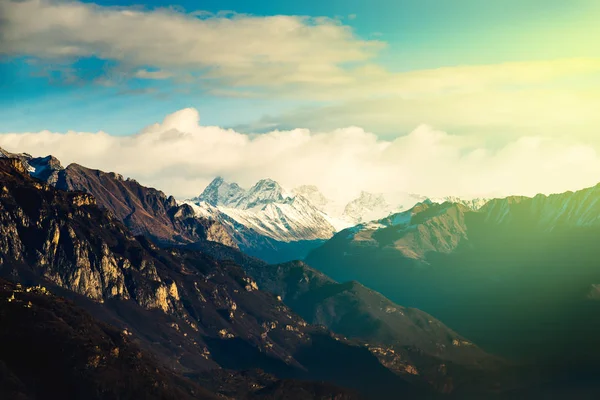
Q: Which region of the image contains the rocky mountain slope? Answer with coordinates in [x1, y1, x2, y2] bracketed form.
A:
[0, 278, 363, 400]
[186, 240, 510, 395]
[0, 147, 313, 264]
[55, 164, 236, 248]
[186, 177, 340, 262]
[0, 154, 516, 396]
[0, 279, 219, 400]
[0, 147, 235, 248]
[186, 177, 435, 262]
[305, 188, 600, 377]
[0, 157, 427, 399]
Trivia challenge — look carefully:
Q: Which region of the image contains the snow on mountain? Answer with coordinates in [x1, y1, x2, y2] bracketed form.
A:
[220, 196, 337, 242]
[193, 176, 246, 207]
[187, 177, 492, 244]
[342, 191, 399, 225]
[339, 191, 431, 224]
[432, 196, 489, 211]
[292, 185, 330, 209]
[187, 178, 337, 242]
[0, 147, 63, 184]
[291, 185, 353, 231]
[234, 178, 292, 210]
[291, 185, 408, 229]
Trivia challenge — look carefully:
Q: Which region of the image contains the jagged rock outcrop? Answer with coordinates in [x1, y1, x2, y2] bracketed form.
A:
[52, 163, 236, 248]
[0, 147, 63, 184]
[0, 278, 365, 400]
[0, 279, 220, 400]
[0, 158, 425, 399]
[0, 147, 236, 249]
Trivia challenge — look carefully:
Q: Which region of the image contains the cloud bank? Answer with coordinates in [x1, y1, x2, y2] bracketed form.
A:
[0, 0, 380, 89]
[2, 0, 599, 146]
[3, 1, 598, 98]
[1, 108, 600, 202]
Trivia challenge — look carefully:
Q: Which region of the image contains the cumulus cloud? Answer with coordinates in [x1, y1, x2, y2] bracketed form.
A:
[0, 0, 380, 88]
[1, 108, 600, 202]
[3, 0, 598, 100]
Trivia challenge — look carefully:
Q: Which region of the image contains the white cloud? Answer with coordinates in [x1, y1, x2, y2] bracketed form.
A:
[1, 108, 600, 202]
[4, 0, 598, 100]
[0, 0, 381, 87]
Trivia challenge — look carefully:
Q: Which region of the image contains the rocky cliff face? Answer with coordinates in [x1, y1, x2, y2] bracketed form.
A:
[0, 147, 236, 249]
[0, 158, 423, 399]
[0, 158, 179, 309]
[0, 278, 364, 400]
[0, 147, 63, 185]
[0, 278, 219, 400]
[53, 163, 237, 248]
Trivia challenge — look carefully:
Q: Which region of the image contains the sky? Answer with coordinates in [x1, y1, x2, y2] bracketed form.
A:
[1, 0, 600, 201]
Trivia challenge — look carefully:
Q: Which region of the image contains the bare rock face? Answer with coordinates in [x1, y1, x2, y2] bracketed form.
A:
[0, 279, 222, 400]
[0, 278, 364, 400]
[28, 155, 63, 185]
[52, 163, 237, 248]
[0, 147, 236, 249]
[0, 158, 423, 399]
[0, 148, 63, 184]
[0, 159, 177, 309]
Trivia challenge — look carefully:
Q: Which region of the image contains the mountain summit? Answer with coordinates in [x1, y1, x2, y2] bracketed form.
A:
[188, 178, 336, 246]
[195, 176, 246, 207]
[197, 177, 291, 210]
[235, 178, 291, 210]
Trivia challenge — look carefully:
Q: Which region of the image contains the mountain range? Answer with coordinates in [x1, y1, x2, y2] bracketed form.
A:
[0, 148, 516, 398]
[184, 176, 487, 263]
[4, 145, 600, 397]
[0, 156, 420, 398]
[305, 188, 600, 391]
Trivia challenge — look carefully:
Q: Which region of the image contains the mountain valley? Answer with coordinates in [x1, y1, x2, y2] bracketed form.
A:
[1, 146, 598, 398]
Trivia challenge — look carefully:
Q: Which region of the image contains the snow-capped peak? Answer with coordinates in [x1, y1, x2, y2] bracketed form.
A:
[342, 191, 398, 224]
[196, 177, 293, 210]
[188, 176, 486, 244]
[234, 178, 291, 210]
[187, 177, 336, 242]
[292, 185, 330, 210]
[428, 196, 489, 210]
[195, 176, 246, 207]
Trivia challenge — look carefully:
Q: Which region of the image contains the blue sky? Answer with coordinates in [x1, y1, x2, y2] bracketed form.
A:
[1, 0, 600, 200]
[1, 0, 598, 135]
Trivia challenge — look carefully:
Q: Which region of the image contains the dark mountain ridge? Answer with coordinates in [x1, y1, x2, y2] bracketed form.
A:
[0, 278, 364, 400]
[188, 241, 513, 395]
[305, 187, 600, 388]
[0, 147, 236, 248]
[0, 157, 420, 398]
